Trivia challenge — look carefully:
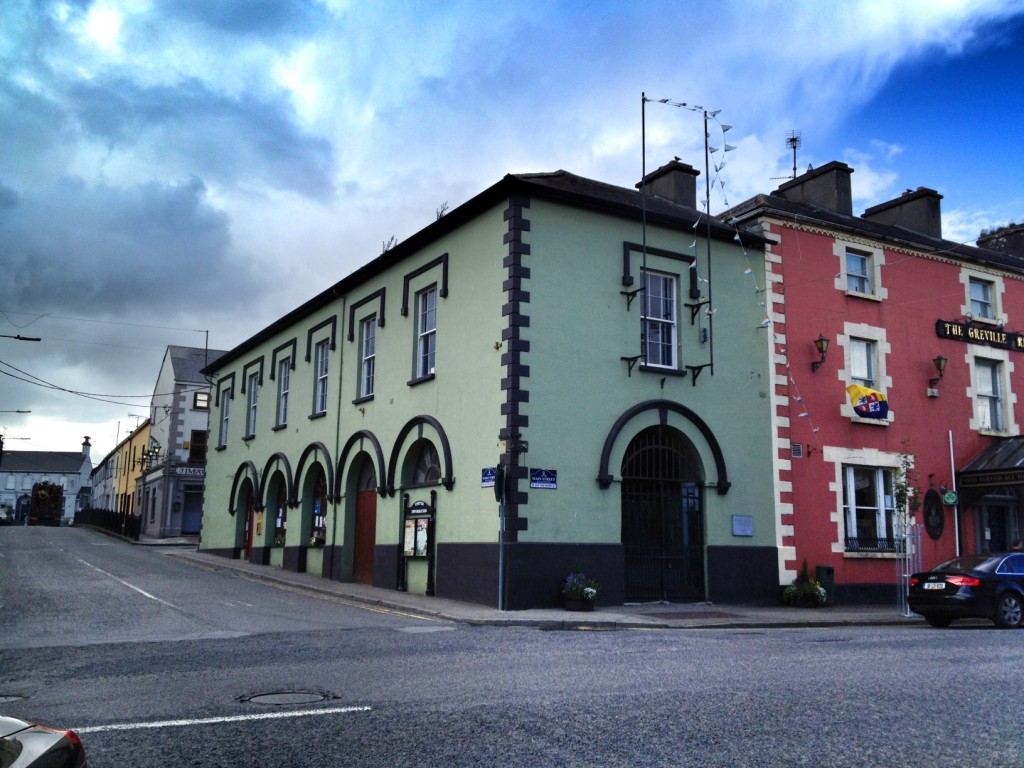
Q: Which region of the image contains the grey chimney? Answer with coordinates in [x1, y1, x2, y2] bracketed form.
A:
[636, 159, 700, 208]
[978, 223, 1024, 256]
[862, 187, 943, 239]
[773, 161, 854, 215]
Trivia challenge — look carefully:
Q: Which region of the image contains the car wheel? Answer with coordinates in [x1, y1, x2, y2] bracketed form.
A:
[924, 615, 953, 628]
[994, 593, 1024, 628]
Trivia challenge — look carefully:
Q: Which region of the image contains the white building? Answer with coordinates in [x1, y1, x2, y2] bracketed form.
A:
[0, 437, 92, 524]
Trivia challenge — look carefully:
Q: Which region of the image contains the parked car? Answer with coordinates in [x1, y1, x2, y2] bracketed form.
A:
[908, 553, 1024, 628]
[0, 715, 89, 767]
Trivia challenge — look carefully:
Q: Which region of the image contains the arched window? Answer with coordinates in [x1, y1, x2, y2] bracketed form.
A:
[412, 441, 441, 485]
[312, 472, 327, 538]
[273, 484, 287, 544]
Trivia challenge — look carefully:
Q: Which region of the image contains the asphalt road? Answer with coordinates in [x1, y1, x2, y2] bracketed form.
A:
[2, 527, 1021, 767]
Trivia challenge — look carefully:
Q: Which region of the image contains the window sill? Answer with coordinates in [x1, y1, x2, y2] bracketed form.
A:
[408, 373, 436, 387]
[639, 365, 687, 377]
[215, 445, 227, 452]
[308, 411, 327, 421]
[242, 435, 255, 443]
[352, 394, 374, 405]
[844, 290, 883, 302]
[272, 424, 287, 432]
[843, 551, 899, 560]
[849, 414, 890, 427]
[978, 428, 1013, 437]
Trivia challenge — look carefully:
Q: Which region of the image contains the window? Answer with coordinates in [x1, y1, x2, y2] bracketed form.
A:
[194, 391, 210, 410]
[412, 442, 441, 485]
[642, 270, 677, 368]
[312, 473, 327, 539]
[849, 338, 876, 388]
[416, 287, 437, 379]
[245, 372, 259, 436]
[276, 358, 290, 426]
[218, 387, 231, 447]
[360, 316, 377, 399]
[846, 249, 872, 294]
[969, 278, 995, 320]
[188, 430, 208, 463]
[975, 358, 1003, 431]
[314, 340, 330, 414]
[843, 465, 896, 552]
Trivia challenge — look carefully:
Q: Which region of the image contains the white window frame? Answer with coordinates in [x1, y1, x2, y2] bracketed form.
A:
[246, 372, 259, 437]
[848, 337, 876, 388]
[969, 277, 995, 321]
[960, 268, 1006, 326]
[218, 387, 231, 447]
[314, 340, 329, 414]
[360, 315, 377, 398]
[276, 358, 290, 426]
[416, 286, 437, 379]
[835, 240, 886, 300]
[641, 269, 678, 369]
[842, 464, 896, 552]
[838, 323, 892, 423]
[969, 355, 1015, 435]
[845, 250, 871, 294]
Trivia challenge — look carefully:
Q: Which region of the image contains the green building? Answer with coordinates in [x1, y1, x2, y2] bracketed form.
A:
[200, 161, 780, 608]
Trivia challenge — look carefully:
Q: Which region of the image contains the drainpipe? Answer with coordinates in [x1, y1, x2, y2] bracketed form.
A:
[948, 430, 960, 556]
[329, 298, 346, 580]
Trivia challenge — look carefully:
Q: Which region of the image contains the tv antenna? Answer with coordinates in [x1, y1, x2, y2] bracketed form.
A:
[771, 130, 802, 181]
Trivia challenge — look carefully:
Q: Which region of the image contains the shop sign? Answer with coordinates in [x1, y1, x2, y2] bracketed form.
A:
[175, 466, 206, 477]
[936, 319, 1024, 351]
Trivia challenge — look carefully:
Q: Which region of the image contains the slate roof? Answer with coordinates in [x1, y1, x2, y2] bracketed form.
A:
[0, 451, 87, 473]
[167, 346, 227, 383]
[724, 192, 1024, 277]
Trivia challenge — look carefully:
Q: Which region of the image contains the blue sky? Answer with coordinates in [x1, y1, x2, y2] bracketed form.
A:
[2, 0, 1024, 456]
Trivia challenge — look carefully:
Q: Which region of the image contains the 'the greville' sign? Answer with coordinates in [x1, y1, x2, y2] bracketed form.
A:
[936, 319, 1024, 352]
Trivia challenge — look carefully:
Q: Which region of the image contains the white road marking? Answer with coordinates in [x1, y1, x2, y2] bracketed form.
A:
[75, 706, 372, 734]
[75, 557, 179, 609]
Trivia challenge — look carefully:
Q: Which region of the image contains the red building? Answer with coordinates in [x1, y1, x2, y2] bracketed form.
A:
[729, 163, 1024, 600]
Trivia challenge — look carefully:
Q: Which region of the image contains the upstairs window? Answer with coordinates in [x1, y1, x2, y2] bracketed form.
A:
[193, 391, 210, 410]
[846, 249, 872, 294]
[276, 358, 290, 426]
[218, 387, 231, 447]
[416, 287, 437, 379]
[188, 430, 208, 463]
[314, 340, 330, 414]
[360, 316, 377, 399]
[849, 338, 876, 388]
[975, 358, 1004, 432]
[969, 278, 995, 321]
[642, 270, 677, 368]
[245, 372, 259, 437]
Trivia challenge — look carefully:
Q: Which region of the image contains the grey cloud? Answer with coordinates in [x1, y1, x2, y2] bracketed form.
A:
[68, 77, 336, 200]
[0, 175, 265, 317]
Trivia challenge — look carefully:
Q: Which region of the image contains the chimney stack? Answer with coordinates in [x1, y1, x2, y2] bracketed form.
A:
[978, 224, 1024, 256]
[637, 159, 700, 208]
[773, 161, 854, 215]
[862, 187, 943, 239]
[82, 436, 91, 458]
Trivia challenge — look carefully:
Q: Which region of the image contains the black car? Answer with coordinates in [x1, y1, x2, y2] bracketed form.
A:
[908, 553, 1024, 628]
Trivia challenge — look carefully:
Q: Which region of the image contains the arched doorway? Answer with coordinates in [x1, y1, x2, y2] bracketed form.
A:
[235, 479, 255, 560]
[353, 460, 377, 585]
[621, 425, 705, 601]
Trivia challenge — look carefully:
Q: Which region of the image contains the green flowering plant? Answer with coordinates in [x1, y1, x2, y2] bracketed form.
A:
[562, 571, 601, 602]
[783, 560, 827, 606]
[309, 532, 326, 547]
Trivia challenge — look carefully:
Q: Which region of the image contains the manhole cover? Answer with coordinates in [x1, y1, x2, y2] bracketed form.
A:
[0, 695, 26, 704]
[240, 691, 333, 706]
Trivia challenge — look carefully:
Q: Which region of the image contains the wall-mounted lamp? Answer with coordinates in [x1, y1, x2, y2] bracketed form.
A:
[135, 445, 161, 471]
[810, 334, 829, 372]
[929, 355, 948, 389]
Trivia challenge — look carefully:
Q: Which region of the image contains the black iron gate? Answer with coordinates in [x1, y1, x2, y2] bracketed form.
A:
[621, 427, 704, 602]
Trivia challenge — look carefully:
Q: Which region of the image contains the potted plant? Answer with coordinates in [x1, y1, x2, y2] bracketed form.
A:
[783, 560, 827, 607]
[273, 533, 286, 547]
[309, 532, 325, 547]
[561, 571, 600, 611]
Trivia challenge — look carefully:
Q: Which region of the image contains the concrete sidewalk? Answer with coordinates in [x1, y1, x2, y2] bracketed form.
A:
[159, 544, 926, 631]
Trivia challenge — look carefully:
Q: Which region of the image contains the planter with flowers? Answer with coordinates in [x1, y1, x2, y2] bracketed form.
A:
[783, 560, 827, 607]
[561, 571, 600, 611]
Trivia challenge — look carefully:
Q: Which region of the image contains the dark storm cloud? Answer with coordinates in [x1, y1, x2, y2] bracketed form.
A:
[68, 76, 336, 200]
[155, 0, 332, 37]
[0, 174, 262, 316]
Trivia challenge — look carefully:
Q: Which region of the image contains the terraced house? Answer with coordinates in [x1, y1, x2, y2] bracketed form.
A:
[200, 161, 779, 609]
